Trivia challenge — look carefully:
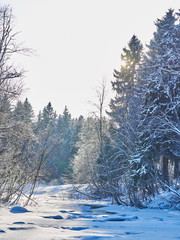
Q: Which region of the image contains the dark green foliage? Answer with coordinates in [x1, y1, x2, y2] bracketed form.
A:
[53, 107, 83, 179]
[91, 9, 180, 205]
[133, 9, 180, 186]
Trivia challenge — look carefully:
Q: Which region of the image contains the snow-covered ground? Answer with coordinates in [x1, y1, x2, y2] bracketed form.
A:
[0, 185, 180, 240]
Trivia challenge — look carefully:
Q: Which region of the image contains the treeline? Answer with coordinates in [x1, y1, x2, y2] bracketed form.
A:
[68, 9, 180, 206]
[1, 95, 84, 204]
[0, 5, 180, 206]
[0, 5, 82, 204]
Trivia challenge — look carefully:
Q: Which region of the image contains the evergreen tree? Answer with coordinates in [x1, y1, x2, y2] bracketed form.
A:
[109, 35, 143, 120]
[131, 9, 180, 193]
[23, 98, 35, 123]
[107, 35, 143, 204]
[41, 102, 57, 128]
[33, 102, 57, 183]
[0, 98, 36, 203]
[54, 107, 83, 180]
[70, 117, 100, 184]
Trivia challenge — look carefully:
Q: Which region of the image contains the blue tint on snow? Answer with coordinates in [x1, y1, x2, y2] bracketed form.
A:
[60, 210, 68, 213]
[10, 206, 30, 214]
[106, 216, 138, 221]
[75, 237, 103, 240]
[43, 215, 63, 219]
[125, 231, 143, 235]
[61, 226, 89, 231]
[33, 191, 46, 195]
[13, 222, 25, 224]
[9, 227, 34, 230]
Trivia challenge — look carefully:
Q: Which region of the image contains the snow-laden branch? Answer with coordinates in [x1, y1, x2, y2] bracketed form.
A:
[0, 125, 14, 130]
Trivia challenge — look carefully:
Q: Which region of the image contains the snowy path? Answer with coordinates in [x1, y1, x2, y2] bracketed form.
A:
[0, 185, 180, 240]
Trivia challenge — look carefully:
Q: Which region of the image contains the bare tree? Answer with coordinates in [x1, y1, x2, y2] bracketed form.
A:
[0, 6, 30, 101]
[89, 78, 109, 153]
[0, 5, 33, 204]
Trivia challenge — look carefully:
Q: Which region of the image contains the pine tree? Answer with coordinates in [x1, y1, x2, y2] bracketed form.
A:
[23, 98, 35, 123]
[132, 9, 180, 192]
[109, 35, 143, 120]
[54, 107, 83, 179]
[41, 102, 57, 128]
[33, 103, 57, 181]
[107, 35, 143, 204]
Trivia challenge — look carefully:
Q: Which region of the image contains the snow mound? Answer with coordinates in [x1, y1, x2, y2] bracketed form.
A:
[147, 189, 180, 210]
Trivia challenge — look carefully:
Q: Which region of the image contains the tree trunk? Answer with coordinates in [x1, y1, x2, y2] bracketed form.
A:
[174, 159, 179, 180]
[162, 155, 169, 183]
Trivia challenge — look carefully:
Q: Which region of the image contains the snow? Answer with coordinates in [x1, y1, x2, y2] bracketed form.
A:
[0, 184, 180, 239]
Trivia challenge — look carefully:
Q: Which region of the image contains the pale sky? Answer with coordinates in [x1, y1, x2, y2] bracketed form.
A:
[1, 0, 180, 117]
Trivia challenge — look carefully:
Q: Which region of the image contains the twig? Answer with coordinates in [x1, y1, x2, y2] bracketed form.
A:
[72, 184, 102, 200]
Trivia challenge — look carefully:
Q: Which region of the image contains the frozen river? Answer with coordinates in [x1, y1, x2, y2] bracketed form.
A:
[0, 185, 180, 240]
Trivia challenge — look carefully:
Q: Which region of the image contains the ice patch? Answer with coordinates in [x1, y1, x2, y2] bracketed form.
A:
[61, 226, 89, 231]
[106, 216, 138, 221]
[10, 206, 30, 214]
[66, 215, 79, 219]
[43, 215, 63, 219]
[13, 222, 25, 224]
[60, 210, 69, 213]
[75, 236, 103, 239]
[125, 231, 143, 235]
[9, 227, 34, 231]
[153, 217, 164, 221]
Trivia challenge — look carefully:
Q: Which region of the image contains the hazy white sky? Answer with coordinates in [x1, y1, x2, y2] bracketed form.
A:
[1, 0, 180, 117]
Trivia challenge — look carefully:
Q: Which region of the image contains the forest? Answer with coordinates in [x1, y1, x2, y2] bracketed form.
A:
[0, 5, 180, 208]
